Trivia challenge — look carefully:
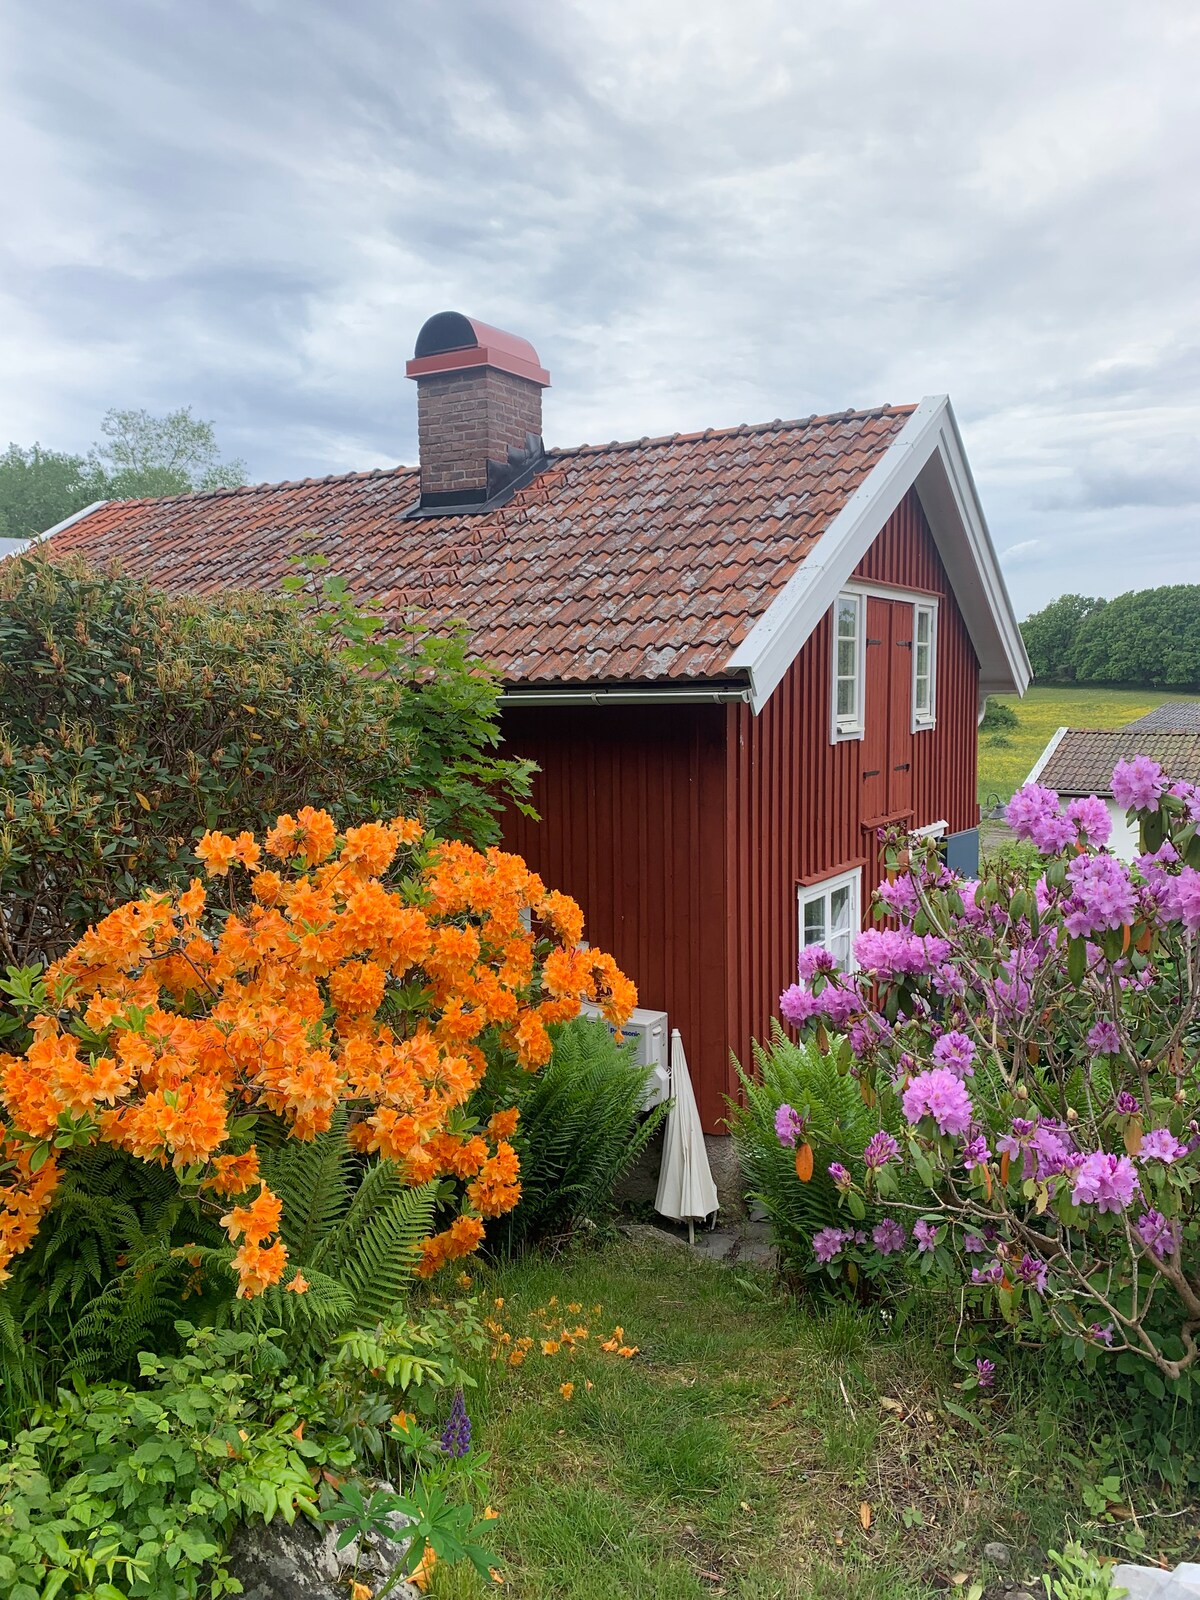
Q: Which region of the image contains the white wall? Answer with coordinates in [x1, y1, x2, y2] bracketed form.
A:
[1107, 799, 1140, 863]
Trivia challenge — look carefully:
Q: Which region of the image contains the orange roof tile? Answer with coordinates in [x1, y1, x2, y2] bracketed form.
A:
[47, 406, 914, 686]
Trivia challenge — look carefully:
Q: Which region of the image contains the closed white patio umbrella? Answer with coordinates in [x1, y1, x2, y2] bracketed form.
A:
[654, 1029, 719, 1243]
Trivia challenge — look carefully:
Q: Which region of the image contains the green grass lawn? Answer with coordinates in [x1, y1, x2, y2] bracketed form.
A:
[978, 686, 1198, 807]
[430, 1238, 1189, 1600]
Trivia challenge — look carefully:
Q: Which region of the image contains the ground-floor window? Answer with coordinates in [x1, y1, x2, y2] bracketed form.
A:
[798, 867, 861, 971]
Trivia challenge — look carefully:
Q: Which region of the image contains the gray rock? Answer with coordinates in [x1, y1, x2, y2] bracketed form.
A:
[983, 1542, 1012, 1569]
[225, 1491, 421, 1600]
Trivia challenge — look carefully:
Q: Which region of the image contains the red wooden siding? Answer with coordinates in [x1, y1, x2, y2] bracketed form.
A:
[500, 489, 979, 1134]
[499, 703, 732, 1131]
[723, 490, 980, 1112]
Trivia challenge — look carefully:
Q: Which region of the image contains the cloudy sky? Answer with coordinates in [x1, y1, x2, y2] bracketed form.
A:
[1, 0, 1197, 615]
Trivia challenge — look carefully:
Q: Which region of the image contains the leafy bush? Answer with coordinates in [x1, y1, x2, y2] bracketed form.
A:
[979, 697, 1019, 732]
[0, 1322, 356, 1599]
[475, 1017, 667, 1254]
[728, 1025, 918, 1287]
[777, 758, 1200, 1379]
[0, 810, 635, 1301]
[0, 552, 533, 983]
[1022, 586, 1200, 688]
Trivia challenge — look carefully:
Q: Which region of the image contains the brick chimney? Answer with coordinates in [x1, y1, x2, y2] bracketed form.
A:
[405, 312, 550, 510]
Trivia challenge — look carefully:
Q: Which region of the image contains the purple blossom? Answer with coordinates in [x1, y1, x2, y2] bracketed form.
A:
[1065, 794, 1113, 848]
[853, 928, 951, 979]
[1029, 809, 1077, 854]
[812, 1226, 848, 1265]
[872, 1217, 907, 1255]
[827, 1162, 852, 1191]
[1087, 1020, 1121, 1056]
[913, 1218, 939, 1253]
[1089, 1322, 1115, 1346]
[821, 987, 863, 1028]
[932, 1030, 976, 1078]
[876, 873, 920, 922]
[779, 984, 821, 1026]
[1072, 1151, 1139, 1214]
[774, 1103, 806, 1148]
[1175, 867, 1200, 934]
[1063, 855, 1137, 939]
[797, 944, 836, 983]
[1015, 1254, 1048, 1293]
[963, 1233, 986, 1254]
[440, 1389, 472, 1457]
[1115, 1090, 1140, 1116]
[1111, 755, 1165, 813]
[902, 1067, 974, 1136]
[1006, 783, 1060, 842]
[971, 1260, 1003, 1285]
[975, 1358, 996, 1388]
[1135, 1209, 1180, 1259]
[863, 1130, 899, 1170]
[1138, 1127, 1187, 1164]
[961, 1134, 991, 1170]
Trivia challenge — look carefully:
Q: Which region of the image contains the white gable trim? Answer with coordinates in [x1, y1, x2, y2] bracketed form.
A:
[725, 397, 1030, 713]
[1025, 725, 1069, 787]
[39, 501, 110, 540]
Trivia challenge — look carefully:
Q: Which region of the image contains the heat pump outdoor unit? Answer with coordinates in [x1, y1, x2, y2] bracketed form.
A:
[578, 1002, 670, 1111]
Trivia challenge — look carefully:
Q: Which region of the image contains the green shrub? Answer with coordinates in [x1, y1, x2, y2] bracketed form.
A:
[0, 1323, 356, 1600]
[475, 1018, 667, 1254]
[728, 1025, 914, 1283]
[979, 697, 1019, 732]
[0, 551, 533, 985]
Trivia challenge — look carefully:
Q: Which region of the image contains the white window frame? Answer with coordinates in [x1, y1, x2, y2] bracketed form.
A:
[829, 591, 866, 743]
[912, 599, 938, 732]
[798, 867, 862, 973]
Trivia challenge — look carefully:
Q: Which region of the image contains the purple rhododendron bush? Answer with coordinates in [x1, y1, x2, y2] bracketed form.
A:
[777, 756, 1200, 1380]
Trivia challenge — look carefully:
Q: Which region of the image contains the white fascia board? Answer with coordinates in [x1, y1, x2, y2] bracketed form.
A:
[1025, 725, 1069, 787]
[726, 397, 1031, 713]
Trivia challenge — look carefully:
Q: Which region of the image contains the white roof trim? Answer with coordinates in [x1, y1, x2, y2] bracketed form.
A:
[37, 501, 110, 541]
[725, 397, 1030, 712]
[1025, 725, 1069, 787]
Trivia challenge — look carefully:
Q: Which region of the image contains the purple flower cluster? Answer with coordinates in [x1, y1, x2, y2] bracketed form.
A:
[778, 981, 862, 1030]
[774, 1103, 806, 1148]
[961, 1134, 990, 1170]
[853, 929, 951, 979]
[1135, 1209, 1180, 1259]
[872, 1217, 907, 1255]
[975, 1358, 996, 1388]
[863, 1130, 899, 1170]
[932, 1030, 975, 1078]
[1071, 1151, 1139, 1214]
[811, 1226, 861, 1264]
[1138, 1127, 1186, 1164]
[827, 1162, 852, 1190]
[1005, 783, 1061, 843]
[1175, 867, 1200, 934]
[1065, 794, 1112, 848]
[440, 1389, 472, 1457]
[797, 943, 836, 983]
[1111, 754, 1165, 813]
[913, 1218, 939, 1253]
[1062, 854, 1136, 939]
[997, 1117, 1075, 1183]
[901, 1067, 974, 1136]
[1087, 1019, 1121, 1057]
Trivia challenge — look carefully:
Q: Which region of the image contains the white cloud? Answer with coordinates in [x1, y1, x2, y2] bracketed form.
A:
[0, 0, 1197, 613]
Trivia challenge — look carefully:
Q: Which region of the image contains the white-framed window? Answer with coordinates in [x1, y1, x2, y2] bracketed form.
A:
[831, 591, 865, 741]
[912, 600, 937, 729]
[798, 867, 861, 972]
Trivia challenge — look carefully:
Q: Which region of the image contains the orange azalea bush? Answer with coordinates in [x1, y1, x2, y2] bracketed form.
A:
[0, 808, 636, 1297]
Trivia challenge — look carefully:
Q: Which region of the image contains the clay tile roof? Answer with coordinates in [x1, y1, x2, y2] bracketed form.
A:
[45, 405, 915, 687]
[1036, 728, 1200, 796]
[1123, 702, 1200, 734]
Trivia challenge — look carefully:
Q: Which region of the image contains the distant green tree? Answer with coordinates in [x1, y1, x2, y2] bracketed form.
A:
[0, 444, 105, 543]
[0, 408, 247, 542]
[95, 406, 247, 498]
[1020, 593, 1106, 681]
[1071, 585, 1200, 688]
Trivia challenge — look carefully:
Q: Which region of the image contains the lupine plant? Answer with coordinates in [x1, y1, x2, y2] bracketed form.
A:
[777, 757, 1200, 1378]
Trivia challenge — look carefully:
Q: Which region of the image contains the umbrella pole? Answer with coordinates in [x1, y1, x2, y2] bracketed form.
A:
[688, 1219, 695, 1246]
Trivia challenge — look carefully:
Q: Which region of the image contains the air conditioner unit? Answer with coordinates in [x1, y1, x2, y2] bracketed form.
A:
[578, 1002, 670, 1111]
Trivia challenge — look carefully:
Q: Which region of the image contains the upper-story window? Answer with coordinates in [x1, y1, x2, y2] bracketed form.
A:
[912, 600, 938, 729]
[831, 591, 865, 740]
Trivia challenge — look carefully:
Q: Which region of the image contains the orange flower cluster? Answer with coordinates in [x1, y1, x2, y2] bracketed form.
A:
[0, 810, 635, 1294]
[481, 1295, 638, 1376]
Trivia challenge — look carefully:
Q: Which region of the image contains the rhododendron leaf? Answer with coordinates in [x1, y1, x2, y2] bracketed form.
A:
[1067, 936, 1087, 986]
[794, 1143, 814, 1182]
[847, 1190, 866, 1222]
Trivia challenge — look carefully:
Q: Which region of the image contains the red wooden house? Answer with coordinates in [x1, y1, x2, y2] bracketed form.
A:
[44, 313, 1029, 1131]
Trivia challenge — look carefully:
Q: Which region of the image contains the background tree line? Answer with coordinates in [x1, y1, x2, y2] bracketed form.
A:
[1021, 586, 1200, 688]
[0, 406, 247, 543]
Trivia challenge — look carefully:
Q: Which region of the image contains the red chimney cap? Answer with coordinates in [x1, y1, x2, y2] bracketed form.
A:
[406, 311, 550, 386]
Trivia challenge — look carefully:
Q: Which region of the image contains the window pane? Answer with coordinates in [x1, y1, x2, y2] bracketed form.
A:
[837, 598, 857, 638]
[830, 928, 853, 970]
[915, 673, 930, 712]
[830, 886, 852, 931]
[804, 898, 826, 944]
[837, 677, 856, 718]
[838, 638, 856, 676]
[916, 608, 930, 644]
